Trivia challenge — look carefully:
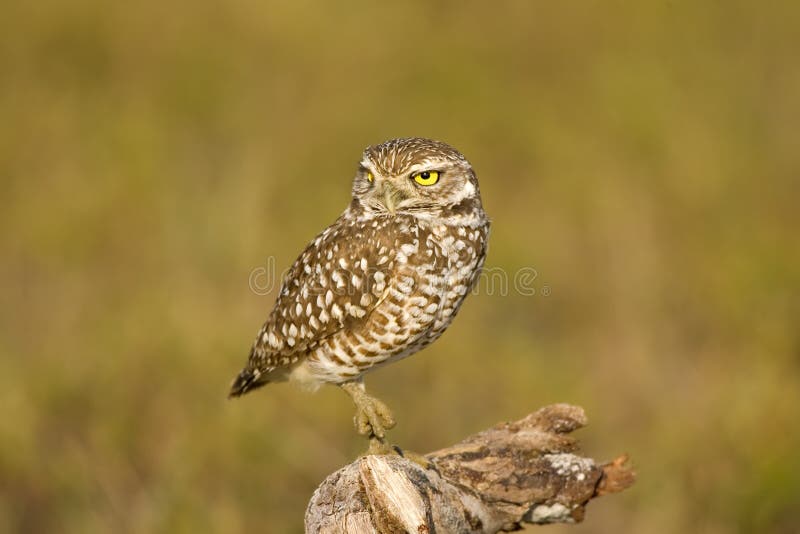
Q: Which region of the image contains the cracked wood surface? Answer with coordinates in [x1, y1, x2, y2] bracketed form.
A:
[305, 404, 635, 533]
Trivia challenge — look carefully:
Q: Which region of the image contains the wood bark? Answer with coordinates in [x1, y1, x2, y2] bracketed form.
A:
[305, 404, 635, 533]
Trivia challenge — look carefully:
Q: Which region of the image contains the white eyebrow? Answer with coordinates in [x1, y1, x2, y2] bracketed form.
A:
[406, 160, 445, 174]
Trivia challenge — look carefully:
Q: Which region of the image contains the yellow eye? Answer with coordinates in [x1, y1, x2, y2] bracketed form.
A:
[413, 170, 440, 186]
[367, 172, 374, 183]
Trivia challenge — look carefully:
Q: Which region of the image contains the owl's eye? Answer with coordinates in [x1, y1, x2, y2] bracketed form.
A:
[367, 172, 374, 183]
[412, 170, 440, 186]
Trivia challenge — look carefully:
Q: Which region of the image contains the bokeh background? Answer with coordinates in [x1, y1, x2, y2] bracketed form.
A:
[2, 1, 799, 532]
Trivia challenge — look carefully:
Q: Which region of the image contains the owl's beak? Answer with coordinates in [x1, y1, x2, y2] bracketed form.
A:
[383, 188, 396, 215]
[380, 183, 406, 215]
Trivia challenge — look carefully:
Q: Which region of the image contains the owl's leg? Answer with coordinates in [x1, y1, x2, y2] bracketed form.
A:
[340, 379, 396, 454]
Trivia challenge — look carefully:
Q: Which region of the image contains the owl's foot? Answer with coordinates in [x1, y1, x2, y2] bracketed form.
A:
[339, 381, 430, 467]
[340, 380, 396, 441]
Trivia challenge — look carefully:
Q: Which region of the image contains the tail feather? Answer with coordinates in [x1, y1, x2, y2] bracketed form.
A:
[228, 368, 268, 398]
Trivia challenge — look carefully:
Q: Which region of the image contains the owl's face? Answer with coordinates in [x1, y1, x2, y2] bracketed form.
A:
[352, 138, 482, 217]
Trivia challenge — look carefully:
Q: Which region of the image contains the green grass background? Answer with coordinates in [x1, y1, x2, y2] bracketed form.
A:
[2, 1, 799, 532]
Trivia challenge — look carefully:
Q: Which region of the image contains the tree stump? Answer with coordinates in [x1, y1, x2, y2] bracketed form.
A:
[305, 404, 634, 533]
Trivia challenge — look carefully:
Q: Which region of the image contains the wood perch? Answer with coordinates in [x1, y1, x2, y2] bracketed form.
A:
[305, 404, 634, 533]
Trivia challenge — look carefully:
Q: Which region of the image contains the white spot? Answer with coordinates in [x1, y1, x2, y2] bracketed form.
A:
[400, 243, 417, 256]
[398, 276, 415, 293]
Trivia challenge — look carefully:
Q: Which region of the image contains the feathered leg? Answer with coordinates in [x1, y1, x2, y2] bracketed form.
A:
[340, 379, 396, 454]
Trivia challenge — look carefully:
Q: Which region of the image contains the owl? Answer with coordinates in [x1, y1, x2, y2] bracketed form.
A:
[229, 137, 489, 454]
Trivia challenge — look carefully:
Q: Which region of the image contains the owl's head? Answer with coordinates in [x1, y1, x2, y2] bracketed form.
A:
[351, 138, 483, 218]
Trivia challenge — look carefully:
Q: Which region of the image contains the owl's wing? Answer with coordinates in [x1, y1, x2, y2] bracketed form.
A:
[235, 217, 397, 391]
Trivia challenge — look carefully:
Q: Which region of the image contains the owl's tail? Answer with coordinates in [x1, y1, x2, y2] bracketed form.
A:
[228, 367, 269, 398]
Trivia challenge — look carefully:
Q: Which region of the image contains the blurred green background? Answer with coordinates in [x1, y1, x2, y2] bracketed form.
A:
[2, 1, 799, 532]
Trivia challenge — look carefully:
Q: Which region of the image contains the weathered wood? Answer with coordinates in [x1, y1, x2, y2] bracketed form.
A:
[305, 404, 634, 533]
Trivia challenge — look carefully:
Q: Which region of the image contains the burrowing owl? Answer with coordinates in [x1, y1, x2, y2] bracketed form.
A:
[230, 137, 489, 453]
